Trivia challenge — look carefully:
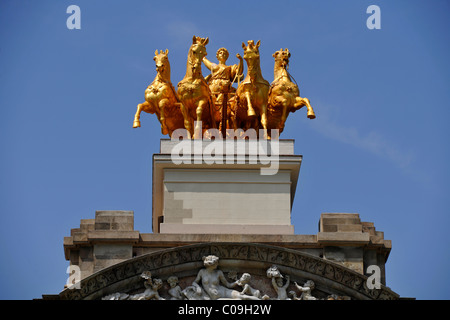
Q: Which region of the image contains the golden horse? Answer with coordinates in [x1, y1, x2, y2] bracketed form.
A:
[177, 36, 217, 139]
[232, 40, 271, 137]
[133, 49, 185, 137]
[267, 48, 315, 137]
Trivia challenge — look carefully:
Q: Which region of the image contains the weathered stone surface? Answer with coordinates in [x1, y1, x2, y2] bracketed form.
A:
[57, 243, 400, 300]
[317, 232, 370, 244]
[64, 211, 393, 286]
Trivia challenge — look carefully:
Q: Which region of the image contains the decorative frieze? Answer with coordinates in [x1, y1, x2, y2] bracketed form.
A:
[59, 243, 399, 300]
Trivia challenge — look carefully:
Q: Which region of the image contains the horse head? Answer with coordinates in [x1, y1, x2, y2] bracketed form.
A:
[272, 48, 290, 69]
[241, 40, 261, 61]
[153, 49, 170, 80]
[188, 35, 209, 75]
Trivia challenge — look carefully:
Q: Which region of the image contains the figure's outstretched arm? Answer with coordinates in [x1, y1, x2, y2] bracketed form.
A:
[294, 282, 307, 292]
[202, 57, 215, 72]
[283, 275, 290, 289]
[236, 53, 244, 77]
[219, 270, 234, 288]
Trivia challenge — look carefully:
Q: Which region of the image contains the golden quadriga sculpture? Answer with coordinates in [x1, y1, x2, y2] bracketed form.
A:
[133, 36, 315, 139]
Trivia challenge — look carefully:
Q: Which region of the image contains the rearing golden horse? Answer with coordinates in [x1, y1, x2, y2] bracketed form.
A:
[233, 40, 270, 137]
[133, 49, 185, 137]
[267, 48, 315, 137]
[177, 36, 217, 139]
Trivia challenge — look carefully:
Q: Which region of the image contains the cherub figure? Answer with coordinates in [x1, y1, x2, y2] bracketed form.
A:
[267, 265, 290, 300]
[272, 275, 290, 300]
[129, 271, 165, 300]
[167, 276, 184, 300]
[235, 273, 261, 299]
[294, 280, 317, 300]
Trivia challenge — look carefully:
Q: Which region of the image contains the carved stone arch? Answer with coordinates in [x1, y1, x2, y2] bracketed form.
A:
[58, 243, 399, 300]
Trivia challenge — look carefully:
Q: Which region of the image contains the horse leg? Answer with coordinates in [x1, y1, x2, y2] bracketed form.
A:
[294, 97, 316, 119]
[260, 103, 269, 139]
[133, 101, 150, 128]
[245, 91, 256, 117]
[177, 102, 192, 137]
[194, 100, 207, 139]
[159, 98, 170, 135]
[303, 97, 316, 119]
[279, 99, 290, 133]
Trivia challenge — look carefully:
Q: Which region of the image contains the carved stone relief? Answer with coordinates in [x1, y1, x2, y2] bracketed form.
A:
[59, 243, 399, 300]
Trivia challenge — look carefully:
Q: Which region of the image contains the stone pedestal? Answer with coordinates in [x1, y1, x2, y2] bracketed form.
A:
[152, 139, 301, 234]
[56, 140, 400, 300]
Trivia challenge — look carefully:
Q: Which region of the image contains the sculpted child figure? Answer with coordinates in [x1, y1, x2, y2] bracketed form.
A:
[236, 273, 261, 298]
[167, 276, 184, 300]
[192, 255, 260, 300]
[294, 280, 317, 300]
[129, 272, 164, 300]
[267, 265, 290, 300]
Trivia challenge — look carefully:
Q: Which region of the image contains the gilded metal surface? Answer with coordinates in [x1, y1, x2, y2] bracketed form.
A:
[177, 36, 217, 139]
[203, 48, 244, 131]
[267, 49, 315, 137]
[133, 36, 316, 139]
[133, 49, 184, 136]
[232, 40, 271, 136]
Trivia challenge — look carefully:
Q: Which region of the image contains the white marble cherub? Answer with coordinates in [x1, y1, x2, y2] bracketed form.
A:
[167, 276, 184, 300]
[236, 273, 261, 298]
[294, 280, 317, 300]
[129, 271, 165, 300]
[267, 265, 290, 300]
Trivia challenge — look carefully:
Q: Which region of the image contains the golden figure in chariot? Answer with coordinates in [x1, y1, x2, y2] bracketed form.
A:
[132, 36, 316, 139]
[203, 48, 244, 131]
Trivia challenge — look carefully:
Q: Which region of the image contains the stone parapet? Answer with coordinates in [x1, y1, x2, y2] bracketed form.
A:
[64, 211, 392, 286]
[318, 213, 391, 248]
[317, 213, 390, 282]
[64, 211, 138, 280]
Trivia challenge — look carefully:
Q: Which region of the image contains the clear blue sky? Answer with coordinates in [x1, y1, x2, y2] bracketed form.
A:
[0, 0, 448, 300]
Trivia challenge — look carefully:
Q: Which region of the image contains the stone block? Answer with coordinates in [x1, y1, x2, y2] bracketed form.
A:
[80, 219, 95, 232]
[93, 244, 133, 272]
[153, 139, 301, 234]
[319, 213, 362, 232]
[362, 222, 376, 235]
[72, 232, 88, 243]
[79, 247, 93, 261]
[94, 244, 132, 260]
[321, 225, 338, 232]
[159, 223, 294, 235]
[94, 211, 134, 231]
[324, 246, 364, 274]
[79, 261, 94, 279]
[337, 224, 362, 232]
[87, 230, 140, 242]
[70, 228, 81, 236]
[64, 236, 74, 246]
[317, 232, 370, 244]
[162, 169, 292, 228]
[321, 217, 361, 226]
[94, 222, 111, 230]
